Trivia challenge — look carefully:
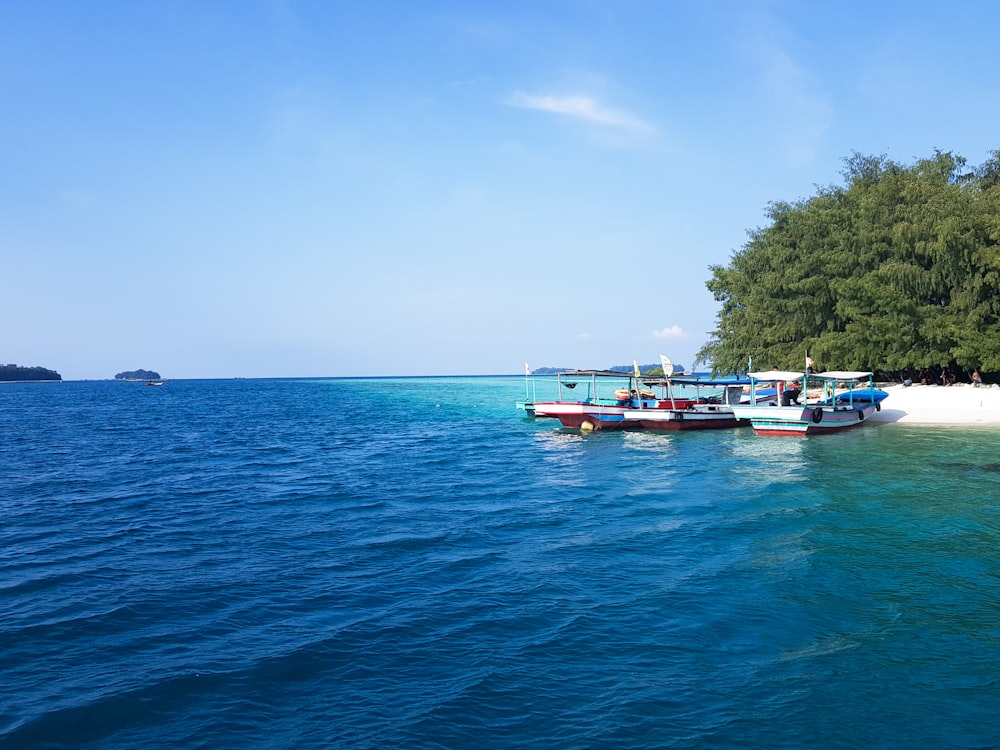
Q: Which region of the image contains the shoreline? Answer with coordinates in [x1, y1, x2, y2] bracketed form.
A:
[868, 382, 1000, 426]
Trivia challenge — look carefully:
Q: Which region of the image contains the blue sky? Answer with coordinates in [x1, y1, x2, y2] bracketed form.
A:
[4, 1, 1000, 379]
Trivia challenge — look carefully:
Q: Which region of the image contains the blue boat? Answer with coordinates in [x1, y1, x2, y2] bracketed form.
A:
[835, 388, 889, 403]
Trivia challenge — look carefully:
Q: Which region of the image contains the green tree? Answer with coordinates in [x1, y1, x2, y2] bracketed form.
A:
[699, 151, 1000, 379]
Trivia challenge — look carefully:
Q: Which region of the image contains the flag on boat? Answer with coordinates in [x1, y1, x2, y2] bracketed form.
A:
[659, 354, 674, 377]
[633, 360, 641, 377]
[524, 362, 531, 375]
[806, 355, 814, 370]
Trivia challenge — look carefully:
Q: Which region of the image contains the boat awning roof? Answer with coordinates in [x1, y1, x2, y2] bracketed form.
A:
[558, 369, 633, 378]
[748, 369, 873, 382]
[747, 370, 806, 382]
[661, 377, 752, 387]
[814, 370, 873, 380]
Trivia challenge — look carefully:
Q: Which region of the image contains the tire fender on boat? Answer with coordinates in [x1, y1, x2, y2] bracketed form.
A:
[811, 407, 824, 424]
[858, 411, 865, 421]
[875, 401, 881, 411]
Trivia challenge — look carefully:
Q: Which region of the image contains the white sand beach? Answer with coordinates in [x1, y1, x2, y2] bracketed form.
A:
[869, 382, 1000, 425]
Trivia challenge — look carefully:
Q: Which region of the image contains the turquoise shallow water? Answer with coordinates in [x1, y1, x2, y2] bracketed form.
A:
[3, 377, 1000, 749]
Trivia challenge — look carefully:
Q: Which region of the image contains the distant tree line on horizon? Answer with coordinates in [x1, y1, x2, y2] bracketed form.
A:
[699, 150, 1000, 383]
[531, 363, 686, 376]
[115, 369, 161, 380]
[0, 364, 62, 381]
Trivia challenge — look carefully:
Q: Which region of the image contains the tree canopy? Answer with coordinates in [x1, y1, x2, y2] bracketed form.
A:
[698, 150, 1000, 380]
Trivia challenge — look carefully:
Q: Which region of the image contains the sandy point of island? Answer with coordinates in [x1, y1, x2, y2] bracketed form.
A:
[869, 382, 1000, 425]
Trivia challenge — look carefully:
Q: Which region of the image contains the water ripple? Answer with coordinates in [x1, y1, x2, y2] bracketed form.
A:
[3, 380, 1000, 748]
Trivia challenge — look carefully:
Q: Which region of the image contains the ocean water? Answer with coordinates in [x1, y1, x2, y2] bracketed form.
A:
[3, 377, 1000, 749]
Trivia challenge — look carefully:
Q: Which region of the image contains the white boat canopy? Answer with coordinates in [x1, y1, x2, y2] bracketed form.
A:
[747, 369, 873, 382]
[814, 371, 873, 380]
[747, 370, 807, 381]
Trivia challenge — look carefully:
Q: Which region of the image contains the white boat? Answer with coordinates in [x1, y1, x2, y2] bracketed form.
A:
[620, 376, 752, 431]
[531, 369, 662, 431]
[731, 370, 886, 436]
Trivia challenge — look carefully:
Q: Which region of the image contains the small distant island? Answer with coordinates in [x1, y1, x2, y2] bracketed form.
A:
[0, 364, 62, 381]
[115, 369, 161, 381]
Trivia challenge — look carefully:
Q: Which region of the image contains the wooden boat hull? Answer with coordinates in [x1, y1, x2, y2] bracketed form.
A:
[535, 398, 705, 431]
[731, 403, 878, 436]
[532, 401, 645, 430]
[621, 405, 745, 431]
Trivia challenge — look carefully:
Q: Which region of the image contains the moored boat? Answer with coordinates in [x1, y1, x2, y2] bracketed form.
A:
[731, 370, 885, 436]
[532, 369, 663, 431]
[517, 362, 545, 415]
[621, 376, 752, 431]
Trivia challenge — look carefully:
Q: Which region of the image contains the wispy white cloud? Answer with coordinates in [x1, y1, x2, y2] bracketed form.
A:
[652, 325, 686, 339]
[739, 11, 832, 168]
[509, 92, 651, 131]
[755, 46, 831, 168]
[576, 332, 594, 340]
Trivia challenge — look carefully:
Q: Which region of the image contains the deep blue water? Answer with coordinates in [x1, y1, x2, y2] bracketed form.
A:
[3, 377, 1000, 749]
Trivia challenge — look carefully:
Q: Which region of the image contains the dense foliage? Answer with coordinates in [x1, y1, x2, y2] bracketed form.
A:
[115, 369, 161, 380]
[699, 150, 1000, 381]
[0, 364, 62, 381]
